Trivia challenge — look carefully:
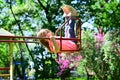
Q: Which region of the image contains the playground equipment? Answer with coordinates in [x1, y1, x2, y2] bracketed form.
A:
[0, 17, 81, 79]
[0, 28, 14, 80]
[0, 67, 10, 77]
[55, 17, 82, 52]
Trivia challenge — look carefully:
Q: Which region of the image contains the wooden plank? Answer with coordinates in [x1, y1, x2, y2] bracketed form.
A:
[0, 74, 10, 77]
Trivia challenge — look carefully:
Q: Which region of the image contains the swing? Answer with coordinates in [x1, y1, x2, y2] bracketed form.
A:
[55, 17, 82, 52]
[0, 17, 82, 54]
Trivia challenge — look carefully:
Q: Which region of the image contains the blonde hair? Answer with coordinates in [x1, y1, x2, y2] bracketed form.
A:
[61, 5, 79, 16]
[37, 29, 54, 51]
[37, 29, 54, 38]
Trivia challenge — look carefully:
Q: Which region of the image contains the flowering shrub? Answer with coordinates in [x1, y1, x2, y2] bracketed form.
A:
[56, 53, 82, 78]
[81, 28, 120, 80]
[55, 28, 120, 80]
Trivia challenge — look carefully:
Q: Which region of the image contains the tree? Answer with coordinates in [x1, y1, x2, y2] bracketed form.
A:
[1, 0, 120, 79]
[88, 0, 120, 31]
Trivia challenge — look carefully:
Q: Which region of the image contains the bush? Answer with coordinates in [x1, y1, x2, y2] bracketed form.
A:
[80, 28, 120, 80]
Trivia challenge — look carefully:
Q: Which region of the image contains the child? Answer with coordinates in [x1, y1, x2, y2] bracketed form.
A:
[37, 29, 77, 53]
[61, 5, 79, 18]
[61, 5, 79, 41]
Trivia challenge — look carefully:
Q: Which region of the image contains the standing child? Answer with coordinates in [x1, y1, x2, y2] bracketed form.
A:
[61, 5, 79, 42]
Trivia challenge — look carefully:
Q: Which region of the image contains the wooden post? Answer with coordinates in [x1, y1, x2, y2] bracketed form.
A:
[9, 38, 14, 80]
[0, 28, 15, 79]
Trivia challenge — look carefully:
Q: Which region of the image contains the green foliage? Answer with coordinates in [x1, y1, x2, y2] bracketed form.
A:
[0, 0, 120, 79]
[12, 0, 36, 15]
[30, 45, 58, 79]
[0, 43, 10, 67]
[90, 0, 120, 30]
[81, 29, 120, 80]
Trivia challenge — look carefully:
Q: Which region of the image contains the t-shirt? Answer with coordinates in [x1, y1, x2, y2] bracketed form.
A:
[47, 36, 77, 53]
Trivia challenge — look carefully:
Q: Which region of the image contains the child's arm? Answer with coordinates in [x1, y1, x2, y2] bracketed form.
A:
[50, 36, 60, 53]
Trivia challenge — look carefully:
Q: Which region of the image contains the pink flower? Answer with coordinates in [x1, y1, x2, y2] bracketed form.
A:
[74, 62, 78, 67]
[70, 58, 74, 62]
[56, 53, 82, 77]
[61, 60, 69, 69]
[75, 55, 82, 61]
[94, 28, 105, 43]
[94, 33, 104, 42]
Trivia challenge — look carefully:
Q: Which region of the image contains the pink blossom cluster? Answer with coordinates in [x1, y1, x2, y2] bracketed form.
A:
[94, 28, 105, 48]
[94, 28, 104, 43]
[56, 53, 82, 76]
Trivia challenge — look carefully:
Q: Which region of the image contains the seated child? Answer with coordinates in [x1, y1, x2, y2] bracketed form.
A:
[37, 29, 77, 53]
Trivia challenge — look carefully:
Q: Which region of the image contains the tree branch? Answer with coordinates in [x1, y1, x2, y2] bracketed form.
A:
[37, 0, 49, 13]
[9, 0, 35, 62]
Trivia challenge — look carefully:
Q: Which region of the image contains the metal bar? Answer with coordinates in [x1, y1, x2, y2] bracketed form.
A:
[55, 17, 81, 35]
[0, 39, 80, 44]
[0, 35, 80, 40]
[0, 36, 81, 51]
[0, 40, 39, 43]
[60, 49, 79, 52]
[0, 35, 48, 39]
[0, 67, 10, 70]
[55, 17, 71, 35]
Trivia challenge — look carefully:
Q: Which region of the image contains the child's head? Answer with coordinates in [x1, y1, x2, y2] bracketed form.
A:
[37, 29, 54, 38]
[61, 5, 79, 17]
[37, 29, 54, 51]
